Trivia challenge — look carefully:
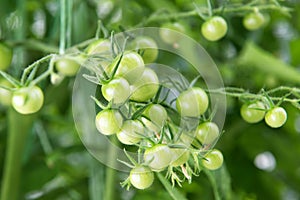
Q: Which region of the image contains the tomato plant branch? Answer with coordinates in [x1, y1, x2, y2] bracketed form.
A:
[59, 0, 67, 54]
[136, 2, 291, 26]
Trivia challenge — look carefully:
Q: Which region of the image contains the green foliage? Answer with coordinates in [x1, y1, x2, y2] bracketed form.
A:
[0, 0, 300, 200]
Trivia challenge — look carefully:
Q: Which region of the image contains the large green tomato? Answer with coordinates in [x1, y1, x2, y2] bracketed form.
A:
[101, 77, 130, 104]
[116, 120, 144, 145]
[109, 51, 145, 84]
[195, 122, 220, 145]
[0, 43, 13, 70]
[95, 109, 123, 135]
[176, 87, 209, 117]
[240, 101, 265, 123]
[0, 79, 13, 106]
[130, 68, 159, 102]
[12, 85, 44, 114]
[129, 166, 154, 190]
[144, 144, 171, 172]
[130, 36, 158, 63]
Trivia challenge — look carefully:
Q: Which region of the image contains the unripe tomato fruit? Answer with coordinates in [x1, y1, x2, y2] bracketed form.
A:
[144, 144, 171, 172]
[130, 36, 158, 63]
[202, 149, 223, 170]
[142, 104, 168, 132]
[109, 51, 145, 84]
[55, 58, 80, 76]
[129, 166, 154, 190]
[240, 101, 265, 123]
[170, 147, 190, 167]
[130, 68, 159, 102]
[12, 85, 44, 114]
[0, 43, 13, 70]
[159, 22, 185, 44]
[265, 107, 287, 128]
[0, 79, 13, 106]
[101, 77, 130, 104]
[201, 16, 228, 41]
[196, 122, 220, 145]
[117, 120, 144, 145]
[176, 87, 209, 117]
[95, 109, 123, 135]
[243, 12, 265, 31]
[86, 39, 111, 55]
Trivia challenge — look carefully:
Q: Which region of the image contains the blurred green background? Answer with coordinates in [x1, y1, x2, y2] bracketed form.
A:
[0, 0, 300, 199]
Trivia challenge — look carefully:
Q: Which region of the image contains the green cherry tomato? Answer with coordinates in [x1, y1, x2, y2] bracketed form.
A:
[144, 144, 171, 172]
[202, 149, 223, 170]
[142, 104, 168, 132]
[130, 68, 159, 102]
[12, 86, 44, 114]
[176, 87, 209, 117]
[95, 109, 123, 135]
[265, 107, 287, 128]
[196, 122, 220, 145]
[129, 166, 154, 190]
[130, 36, 159, 63]
[170, 147, 190, 167]
[240, 101, 265, 123]
[201, 16, 228, 41]
[243, 12, 265, 31]
[159, 22, 185, 44]
[101, 77, 130, 104]
[55, 57, 80, 76]
[109, 51, 145, 84]
[116, 120, 144, 145]
[0, 79, 13, 106]
[0, 43, 13, 70]
[86, 39, 111, 55]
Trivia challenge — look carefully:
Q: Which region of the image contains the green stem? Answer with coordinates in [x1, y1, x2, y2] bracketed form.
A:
[0, 109, 35, 200]
[104, 137, 118, 200]
[203, 169, 221, 200]
[136, 3, 291, 26]
[89, 157, 105, 200]
[237, 42, 300, 85]
[59, 0, 67, 54]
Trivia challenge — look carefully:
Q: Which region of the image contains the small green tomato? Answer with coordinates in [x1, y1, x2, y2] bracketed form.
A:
[144, 144, 171, 172]
[240, 101, 265, 123]
[0, 43, 13, 70]
[0, 79, 13, 106]
[170, 147, 190, 167]
[130, 68, 159, 102]
[95, 109, 123, 135]
[55, 57, 80, 76]
[101, 77, 130, 104]
[159, 22, 185, 44]
[265, 107, 287, 128]
[196, 122, 220, 145]
[116, 120, 144, 145]
[202, 149, 224, 170]
[130, 36, 159, 63]
[129, 166, 154, 190]
[176, 87, 209, 117]
[12, 86, 44, 114]
[201, 16, 228, 41]
[109, 51, 145, 84]
[243, 12, 265, 31]
[143, 104, 167, 131]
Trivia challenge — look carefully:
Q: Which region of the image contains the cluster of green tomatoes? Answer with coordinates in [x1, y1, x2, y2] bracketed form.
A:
[240, 101, 287, 128]
[85, 37, 224, 190]
[192, 10, 267, 41]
